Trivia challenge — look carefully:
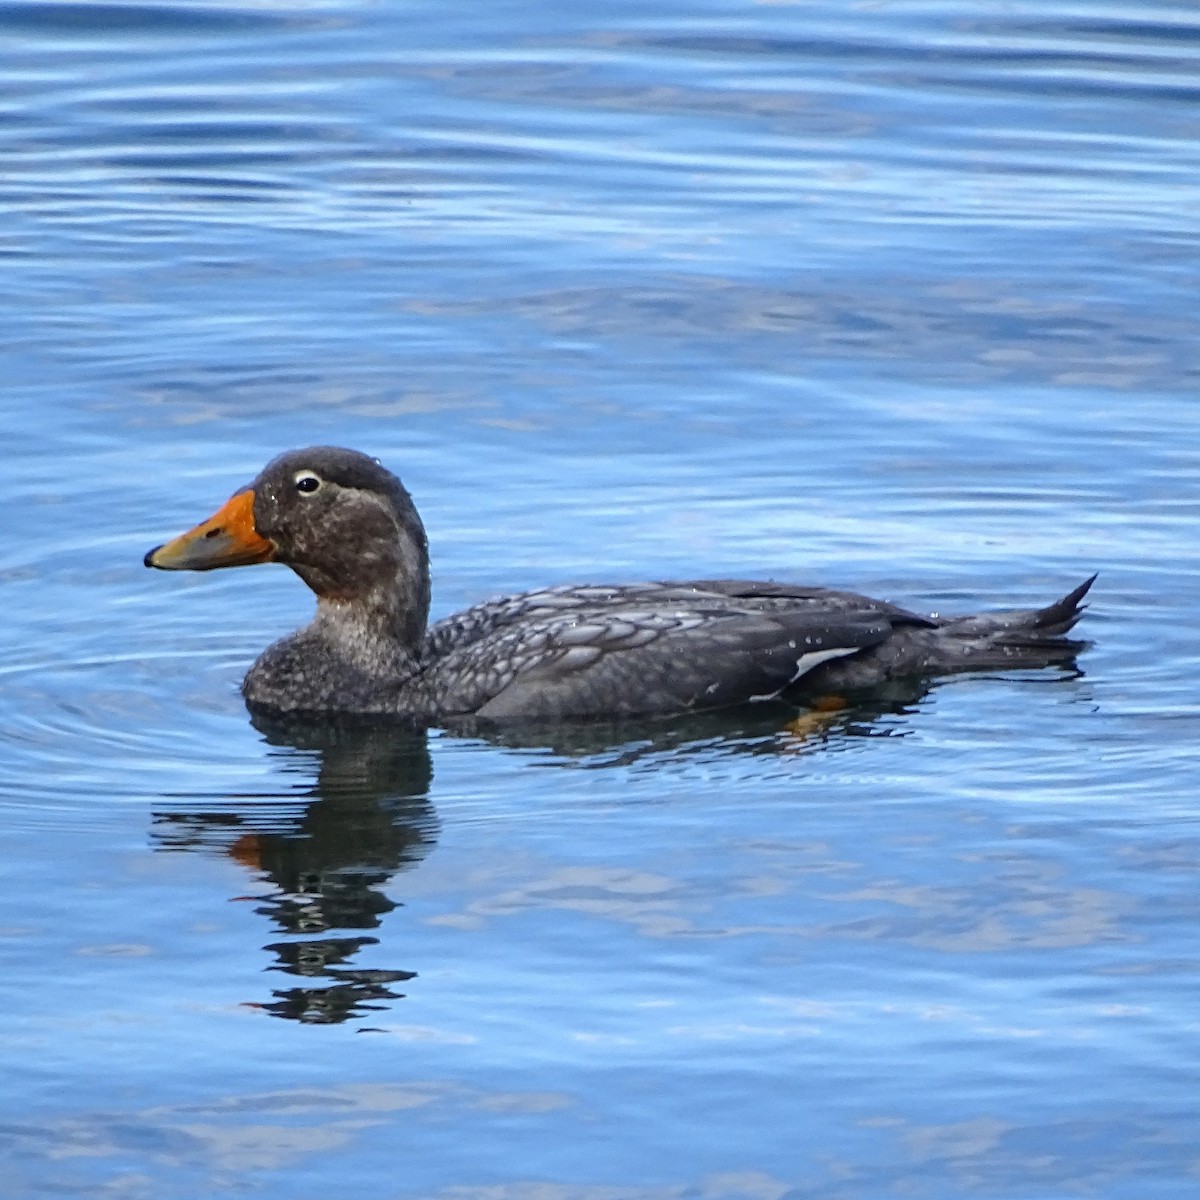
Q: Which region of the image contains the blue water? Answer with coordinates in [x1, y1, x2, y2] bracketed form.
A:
[4, 1, 1200, 1196]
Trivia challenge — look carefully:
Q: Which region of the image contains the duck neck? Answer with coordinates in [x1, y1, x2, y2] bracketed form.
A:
[312, 562, 431, 680]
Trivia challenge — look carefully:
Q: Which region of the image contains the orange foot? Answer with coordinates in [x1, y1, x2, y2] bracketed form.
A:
[781, 694, 849, 744]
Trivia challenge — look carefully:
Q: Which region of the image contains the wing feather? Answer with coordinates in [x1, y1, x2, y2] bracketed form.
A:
[421, 596, 895, 720]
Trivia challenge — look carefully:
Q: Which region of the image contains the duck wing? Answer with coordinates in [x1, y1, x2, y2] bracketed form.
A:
[426, 579, 934, 656]
[421, 581, 925, 720]
[673, 579, 936, 627]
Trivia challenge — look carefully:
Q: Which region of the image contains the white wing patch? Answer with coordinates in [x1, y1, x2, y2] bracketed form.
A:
[747, 645, 861, 702]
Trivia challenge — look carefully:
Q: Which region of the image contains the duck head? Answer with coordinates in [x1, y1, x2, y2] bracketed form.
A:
[145, 447, 431, 639]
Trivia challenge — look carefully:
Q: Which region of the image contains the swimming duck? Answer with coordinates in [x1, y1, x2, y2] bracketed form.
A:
[145, 446, 1094, 722]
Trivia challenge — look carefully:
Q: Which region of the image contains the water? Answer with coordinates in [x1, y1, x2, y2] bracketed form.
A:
[3, 1, 1200, 1196]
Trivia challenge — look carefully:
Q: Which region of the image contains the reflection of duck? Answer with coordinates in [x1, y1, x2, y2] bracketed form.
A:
[444, 676, 943, 761]
[146, 446, 1094, 722]
[236, 716, 436, 933]
[151, 718, 436, 1024]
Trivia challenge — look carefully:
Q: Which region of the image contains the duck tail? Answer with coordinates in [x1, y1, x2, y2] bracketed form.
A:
[931, 573, 1097, 671]
[1020, 572, 1097, 638]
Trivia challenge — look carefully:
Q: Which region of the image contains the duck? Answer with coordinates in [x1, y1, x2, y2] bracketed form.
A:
[145, 446, 1095, 723]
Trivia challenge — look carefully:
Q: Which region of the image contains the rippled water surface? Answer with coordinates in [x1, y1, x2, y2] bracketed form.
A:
[4, 1, 1200, 1197]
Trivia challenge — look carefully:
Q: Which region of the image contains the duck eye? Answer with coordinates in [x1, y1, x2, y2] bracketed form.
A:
[293, 471, 322, 495]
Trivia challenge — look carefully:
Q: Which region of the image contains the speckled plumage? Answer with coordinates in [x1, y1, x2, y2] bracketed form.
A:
[147, 447, 1095, 723]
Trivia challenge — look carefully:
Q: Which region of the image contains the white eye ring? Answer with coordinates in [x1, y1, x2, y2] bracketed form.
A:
[293, 470, 323, 495]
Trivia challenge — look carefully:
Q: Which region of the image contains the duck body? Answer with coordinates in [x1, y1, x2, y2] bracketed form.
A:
[146, 447, 1094, 724]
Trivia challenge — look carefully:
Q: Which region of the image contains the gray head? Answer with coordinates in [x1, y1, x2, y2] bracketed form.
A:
[146, 446, 432, 642]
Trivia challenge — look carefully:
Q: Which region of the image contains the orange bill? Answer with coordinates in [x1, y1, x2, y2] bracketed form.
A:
[144, 488, 276, 571]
